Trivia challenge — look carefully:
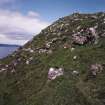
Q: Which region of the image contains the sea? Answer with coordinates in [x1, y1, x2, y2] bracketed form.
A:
[0, 46, 19, 59]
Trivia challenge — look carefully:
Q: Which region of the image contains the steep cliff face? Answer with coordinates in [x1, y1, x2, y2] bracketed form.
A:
[0, 12, 105, 105]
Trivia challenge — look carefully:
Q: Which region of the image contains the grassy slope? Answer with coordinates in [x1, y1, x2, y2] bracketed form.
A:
[0, 13, 105, 105]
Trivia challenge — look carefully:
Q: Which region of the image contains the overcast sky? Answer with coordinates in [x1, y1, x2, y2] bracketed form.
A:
[0, 0, 105, 45]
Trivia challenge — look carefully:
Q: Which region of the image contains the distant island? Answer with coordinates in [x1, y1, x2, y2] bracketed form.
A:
[0, 44, 20, 47]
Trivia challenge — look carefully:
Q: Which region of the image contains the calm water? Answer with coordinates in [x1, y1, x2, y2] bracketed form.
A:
[0, 46, 19, 59]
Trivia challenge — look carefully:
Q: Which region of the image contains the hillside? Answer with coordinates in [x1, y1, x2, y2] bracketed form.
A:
[0, 12, 105, 105]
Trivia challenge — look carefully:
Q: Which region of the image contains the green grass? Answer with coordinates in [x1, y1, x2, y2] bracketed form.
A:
[0, 12, 105, 105]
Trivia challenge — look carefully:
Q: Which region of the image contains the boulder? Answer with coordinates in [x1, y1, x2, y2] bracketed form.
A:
[72, 70, 79, 75]
[90, 63, 103, 76]
[73, 56, 77, 60]
[48, 67, 64, 80]
[72, 34, 88, 45]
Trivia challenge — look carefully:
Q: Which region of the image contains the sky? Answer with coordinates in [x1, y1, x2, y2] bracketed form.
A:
[0, 0, 105, 45]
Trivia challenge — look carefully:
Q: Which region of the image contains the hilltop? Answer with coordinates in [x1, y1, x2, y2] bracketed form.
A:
[0, 12, 105, 105]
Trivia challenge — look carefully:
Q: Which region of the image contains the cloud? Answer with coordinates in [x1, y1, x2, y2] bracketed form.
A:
[28, 11, 40, 17]
[0, 34, 28, 45]
[0, 10, 49, 45]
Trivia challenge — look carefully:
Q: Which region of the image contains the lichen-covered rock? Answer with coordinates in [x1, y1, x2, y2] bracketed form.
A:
[73, 56, 77, 60]
[89, 27, 99, 44]
[72, 34, 88, 45]
[72, 70, 79, 75]
[39, 48, 47, 54]
[48, 67, 64, 80]
[71, 47, 75, 52]
[23, 48, 34, 53]
[0, 68, 6, 72]
[90, 63, 103, 76]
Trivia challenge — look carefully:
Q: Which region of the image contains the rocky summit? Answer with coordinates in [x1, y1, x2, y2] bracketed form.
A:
[0, 12, 105, 105]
